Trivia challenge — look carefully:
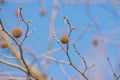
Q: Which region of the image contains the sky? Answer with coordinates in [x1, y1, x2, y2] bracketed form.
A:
[0, 0, 120, 80]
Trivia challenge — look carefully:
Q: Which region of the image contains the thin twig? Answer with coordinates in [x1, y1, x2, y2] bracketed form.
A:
[0, 77, 30, 80]
[19, 7, 31, 45]
[44, 0, 59, 74]
[73, 16, 99, 43]
[54, 17, 89, 80]
[59, 63, 71, 80]
[17, 7, 32, 80]
[0, 7, 47, 80]
[101, 40, 117, 80]
[116, 75, 120, 80]
[73, 44, 95, 74]
[0, 59, 27, 72]
[0, 8, 32, 80]
[45, 56, 69, 64]
[0, 52, 19, 59]
[0, 19, 19, 45]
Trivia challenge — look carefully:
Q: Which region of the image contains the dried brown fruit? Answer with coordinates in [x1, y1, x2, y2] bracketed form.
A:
[60, 35, 69, 44]
[71, 78, 75, 80]
[93, 38, 99, 46]
[12, 28, 22, 38]
[0, 41, 8, 48]
[40, 9, 46, 15]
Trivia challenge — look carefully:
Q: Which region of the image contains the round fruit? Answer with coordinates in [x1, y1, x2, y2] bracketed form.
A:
[0, 41, 8, 48]
[93, 38, 99, 46]
[12, 28, 22, 38]
[60, 35, 69, 44]
[40, 9, 46, 15]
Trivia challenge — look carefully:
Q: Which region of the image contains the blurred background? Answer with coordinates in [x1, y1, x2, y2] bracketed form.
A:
[0, 0, 120, 80]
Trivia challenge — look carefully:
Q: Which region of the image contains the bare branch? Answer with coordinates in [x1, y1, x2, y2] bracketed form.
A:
[0, 59, 27, 72]
[18, 7, 31, 45]
[101, 40, 117, 80]
[0, 10, 47, 80]
[59, 63, 71, 80]
[73, 44, 95, 74]
[54, 17, 89, 80]
[0, 52, 19, 59]
[0, 77, 30, 80]
[45, 56, 69, 64]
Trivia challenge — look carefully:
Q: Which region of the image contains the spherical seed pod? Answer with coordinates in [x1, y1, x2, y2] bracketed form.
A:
[0, 41, 8, 48]
[40, 9, 46, 15]
[12, 28, 22, 38]
[71, 78, 75, 80]
[93, 38, 99, 46]
[60, 35, 69, 44]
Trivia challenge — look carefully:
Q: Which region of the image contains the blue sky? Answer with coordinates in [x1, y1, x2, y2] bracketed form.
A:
[0, 0, 120, 80]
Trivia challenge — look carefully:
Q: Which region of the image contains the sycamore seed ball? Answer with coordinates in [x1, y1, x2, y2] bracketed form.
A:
[0, 41, 8, 48]
[93, 38, 99, 46]
[60, 35, 69, 44]
[40, 9, 46, 15]
[71, 78, 75, 80]
[12, 28, 22, 38]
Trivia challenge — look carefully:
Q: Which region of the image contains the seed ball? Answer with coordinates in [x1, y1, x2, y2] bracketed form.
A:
[71, 78, 75, 80]
[40, 9, 46, 15]
[0, 41, 8, 48]
[60, 35, 69, 44]
[93, 38, 99, 46]
[12, 28, 22, 38]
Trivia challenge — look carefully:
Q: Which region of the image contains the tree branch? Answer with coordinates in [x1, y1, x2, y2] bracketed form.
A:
[0, 59, 27, 72]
